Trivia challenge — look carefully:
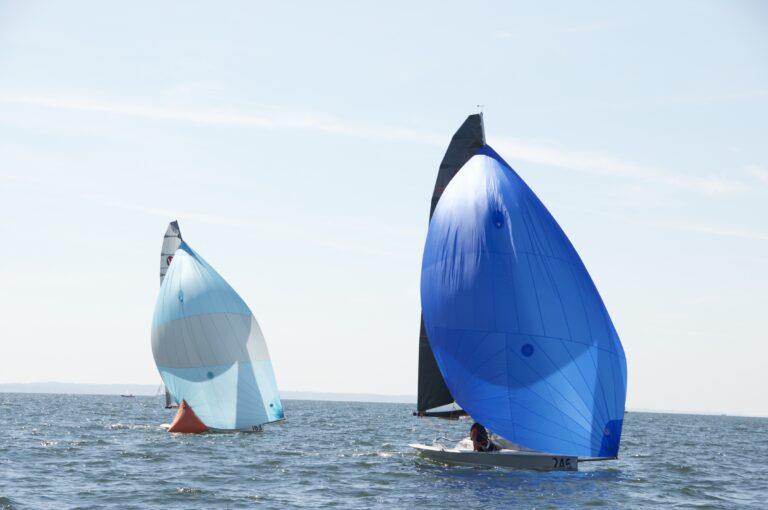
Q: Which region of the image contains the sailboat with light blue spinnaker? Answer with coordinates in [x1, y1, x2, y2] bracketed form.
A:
[152, 222, 284, 432]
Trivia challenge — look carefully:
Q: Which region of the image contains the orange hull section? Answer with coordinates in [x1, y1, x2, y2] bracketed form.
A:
[168, 400, 208, 433]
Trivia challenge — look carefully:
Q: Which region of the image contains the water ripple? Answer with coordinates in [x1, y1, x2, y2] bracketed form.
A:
[0, 395, 766, 509]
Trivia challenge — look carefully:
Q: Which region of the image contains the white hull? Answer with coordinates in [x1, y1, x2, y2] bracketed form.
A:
[190, 418, 284, 433]
[208, 425, 263, 433]
[161, 425, 262, 433]
[410, 443, 578, 472]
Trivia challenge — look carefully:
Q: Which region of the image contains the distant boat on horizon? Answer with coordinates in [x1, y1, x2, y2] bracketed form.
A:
[411, 114, 627, 471]
[151, 220, 284, 433]
[120, 394, 135, 398]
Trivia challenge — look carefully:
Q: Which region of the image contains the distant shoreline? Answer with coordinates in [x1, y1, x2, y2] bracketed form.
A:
[0, 382, 415, 404]
[2, 383, 766, 418]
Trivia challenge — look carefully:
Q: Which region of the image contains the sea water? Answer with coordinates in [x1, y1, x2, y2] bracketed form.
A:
[0, 393, 766, 509]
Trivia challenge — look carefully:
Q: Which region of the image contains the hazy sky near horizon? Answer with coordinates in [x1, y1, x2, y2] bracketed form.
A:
[0, 1, 766, 416]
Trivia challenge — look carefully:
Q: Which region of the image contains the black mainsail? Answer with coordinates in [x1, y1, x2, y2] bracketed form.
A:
[416, 114, 486, 418]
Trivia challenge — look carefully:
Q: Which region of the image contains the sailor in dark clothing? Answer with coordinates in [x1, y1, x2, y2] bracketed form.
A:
[470, 422, 501, 452]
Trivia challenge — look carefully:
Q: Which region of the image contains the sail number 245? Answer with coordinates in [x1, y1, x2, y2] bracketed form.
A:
[551, 457, 574, 470]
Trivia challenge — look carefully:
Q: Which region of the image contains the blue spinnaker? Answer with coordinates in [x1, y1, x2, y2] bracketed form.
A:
[421, 145, 627, 458]
[152, 241, 283, 430]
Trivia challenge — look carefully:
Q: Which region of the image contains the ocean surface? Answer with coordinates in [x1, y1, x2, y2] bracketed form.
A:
[0, 394, 766, 509]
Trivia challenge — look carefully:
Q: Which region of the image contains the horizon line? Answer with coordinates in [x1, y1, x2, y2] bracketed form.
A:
[1, 382, 765, 419]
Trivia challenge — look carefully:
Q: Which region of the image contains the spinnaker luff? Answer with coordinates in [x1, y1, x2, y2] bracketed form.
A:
[420, 116, 627, 458]
[152, 221, 284, 432]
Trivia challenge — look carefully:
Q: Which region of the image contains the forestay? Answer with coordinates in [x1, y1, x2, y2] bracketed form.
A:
[152, 241, 283, 430]
[421, 142, 627, 458]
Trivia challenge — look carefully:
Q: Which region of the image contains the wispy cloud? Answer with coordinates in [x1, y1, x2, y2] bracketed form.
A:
[493, 139, 751, 195]
[0, 94, 440, 145]
[0, 94, 759, 196]
[82, 193, 415, 260]
[556, 202, 768, 243]
[680, 223, 768, 242]
[746, 164, 768, 185]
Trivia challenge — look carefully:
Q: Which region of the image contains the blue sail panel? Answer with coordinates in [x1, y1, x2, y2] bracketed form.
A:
[158, 361, 284, 429]
[151, 241, 284, 430]
[421, 146, 627, 458]
[152, 243, 251, 329]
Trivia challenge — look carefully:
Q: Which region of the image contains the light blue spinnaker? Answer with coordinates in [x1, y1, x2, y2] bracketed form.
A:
[152, 234, 283, 430]
[421, 124, 627, 458]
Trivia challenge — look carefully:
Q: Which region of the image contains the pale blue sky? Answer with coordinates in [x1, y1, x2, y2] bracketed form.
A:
[0, 1, 766, 415]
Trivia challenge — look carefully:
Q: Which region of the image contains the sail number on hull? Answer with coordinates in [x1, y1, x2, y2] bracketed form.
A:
[551, 457, 575, 470]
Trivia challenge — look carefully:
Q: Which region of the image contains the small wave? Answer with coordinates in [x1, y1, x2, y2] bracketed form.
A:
[350, 451, 395, 458]
[175, 487, 206, 496]
[660, 462, 694, 474]
[108, 423, 154, 431]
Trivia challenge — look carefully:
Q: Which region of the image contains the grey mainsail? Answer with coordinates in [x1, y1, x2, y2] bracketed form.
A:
[160, 220, 183, 408]
[160, 220, 183, 285]
[416, 114, 485, 417]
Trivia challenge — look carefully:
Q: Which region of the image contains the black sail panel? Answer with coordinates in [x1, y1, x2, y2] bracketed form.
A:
[430, 113, 486, 216]
[417, 316, 454, 412]
[417, 114, 485, 415]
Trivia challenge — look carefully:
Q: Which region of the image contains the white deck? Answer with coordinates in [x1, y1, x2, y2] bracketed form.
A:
[410, 443, 578, 472]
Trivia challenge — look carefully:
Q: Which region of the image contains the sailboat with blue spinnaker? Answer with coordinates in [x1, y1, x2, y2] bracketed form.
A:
[411, 115, 627, 471]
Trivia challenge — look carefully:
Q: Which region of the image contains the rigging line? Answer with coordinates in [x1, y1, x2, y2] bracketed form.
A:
[516, 340, 598, 446]
[523, 335, 610, 442]
[523, 243, 548, 337]
[453, 345, 508, 399]
[598, 304, 623, 416]
[245, 324, 272, 403]
[186, 256, 228, 366]
[179, 250, 229, 423]
[192, 242, 272, 426]
[191, 247, 246, 365]
[467, 387, 595, 451]
[172, 257, 196, 371]
[453, 330, 495, 376]
[459, 367, 509, 394]
[451, 330, 491, 404]
[425, 247, 597, 280]
[538, 266, 612, 429]
[465, 345, 600, 442]
[523, 192, 557, 259]
[509, 421, 594, 452]
[521, 202, 611, 428]
[514, 204, 594, 440]
[418, 326, 625, 358]
[504, 333, 517, 444]
[578, 267, 622, 416]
